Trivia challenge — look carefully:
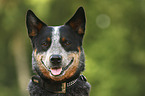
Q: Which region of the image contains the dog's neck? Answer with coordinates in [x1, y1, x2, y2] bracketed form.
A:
[31, 75, 78, 93]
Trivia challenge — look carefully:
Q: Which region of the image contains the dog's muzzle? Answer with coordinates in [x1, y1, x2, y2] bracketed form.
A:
[41, 56, 74, 76]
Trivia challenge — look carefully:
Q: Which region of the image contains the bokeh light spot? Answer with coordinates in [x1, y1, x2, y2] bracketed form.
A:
[96, 14, 111, 29]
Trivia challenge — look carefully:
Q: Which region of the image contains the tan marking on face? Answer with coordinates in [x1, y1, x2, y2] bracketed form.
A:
[77, 46, 81, 54]
[47, 37, 51, 42]
[62, 37, 66, 42]
[39, 65, 50, 78]
[34, 49, 37, 53]
[33, 49, 51, 79]
[33, 79, 39, 83]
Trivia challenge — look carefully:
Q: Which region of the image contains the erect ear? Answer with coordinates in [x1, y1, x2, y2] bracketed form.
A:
[26, 10, 47, 39]
[65, 7, 86, 36]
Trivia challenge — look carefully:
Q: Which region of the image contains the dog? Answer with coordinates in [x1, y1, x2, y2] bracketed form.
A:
[26, 7, 91, 96]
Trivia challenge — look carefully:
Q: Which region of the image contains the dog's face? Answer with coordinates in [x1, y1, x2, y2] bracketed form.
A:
[26, 7, 86, 82]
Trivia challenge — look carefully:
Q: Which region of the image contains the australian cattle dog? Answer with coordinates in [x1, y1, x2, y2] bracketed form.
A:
[26, 7, 91, 96]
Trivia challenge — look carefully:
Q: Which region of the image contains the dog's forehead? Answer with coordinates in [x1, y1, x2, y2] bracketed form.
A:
[40, 25, 76, 40]
[37, 26, 60, 41]
[51, 26, 60, 38]
[51, 25, 74, 41]
[42, 26, 63, 38]
[59, 25, 73, 38]
[58, 25, 80, 40]
[38, 26, 53, 39]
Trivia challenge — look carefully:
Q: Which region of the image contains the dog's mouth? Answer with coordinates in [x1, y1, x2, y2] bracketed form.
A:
[41, 57, 74, 76]
[50, 67, 62, 76]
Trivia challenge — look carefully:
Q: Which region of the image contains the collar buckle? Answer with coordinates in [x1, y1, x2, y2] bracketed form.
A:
[54, 82, 66, 93]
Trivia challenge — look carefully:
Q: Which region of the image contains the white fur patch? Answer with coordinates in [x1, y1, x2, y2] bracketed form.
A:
[41, 26, 72, 68]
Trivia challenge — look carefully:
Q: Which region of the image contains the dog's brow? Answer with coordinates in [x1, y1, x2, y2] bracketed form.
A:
[47, 37, 51, 42]
[62, 37, 66, 42]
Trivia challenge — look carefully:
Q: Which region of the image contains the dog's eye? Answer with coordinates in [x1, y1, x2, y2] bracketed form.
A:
[61, 38, 72, 46]
[65, 41, 71, 45]
[41, 42, 49, 47]
[64, 40, 72, 46]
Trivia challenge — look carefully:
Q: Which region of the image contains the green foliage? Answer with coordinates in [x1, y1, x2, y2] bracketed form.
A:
[0, 0, 145, 96]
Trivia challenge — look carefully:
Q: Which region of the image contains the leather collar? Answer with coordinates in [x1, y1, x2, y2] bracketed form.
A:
[32, 75, 77, 93]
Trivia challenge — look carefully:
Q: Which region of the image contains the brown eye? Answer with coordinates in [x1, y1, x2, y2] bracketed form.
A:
[63, 40, 72, 46]
[64, 40, 71, 46]
[62, 37, 72, 46]
[41, 42, 48, 47]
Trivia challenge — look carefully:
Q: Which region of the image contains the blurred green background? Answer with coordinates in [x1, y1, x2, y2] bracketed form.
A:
[1, 0, 145, 96]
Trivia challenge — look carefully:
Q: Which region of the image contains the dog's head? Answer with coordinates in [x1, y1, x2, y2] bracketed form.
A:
[26, 7, 86, 82]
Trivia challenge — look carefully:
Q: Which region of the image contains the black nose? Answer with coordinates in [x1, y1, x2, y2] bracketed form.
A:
[50, 55, 62, 65]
